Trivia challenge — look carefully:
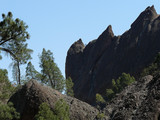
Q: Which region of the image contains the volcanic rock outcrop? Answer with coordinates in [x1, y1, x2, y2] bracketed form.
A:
[65, 6, 160, 104]
[103, 74, 160, 120]
[9, 80, 98, 120]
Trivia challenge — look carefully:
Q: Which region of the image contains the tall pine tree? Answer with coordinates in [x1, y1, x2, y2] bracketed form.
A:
[0, 12, 33, 84]
[39, 48, 64, 92]
[25, 61, 40, 81]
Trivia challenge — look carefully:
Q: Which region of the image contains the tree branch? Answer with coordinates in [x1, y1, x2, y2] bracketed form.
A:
[0, 47, 17, 59]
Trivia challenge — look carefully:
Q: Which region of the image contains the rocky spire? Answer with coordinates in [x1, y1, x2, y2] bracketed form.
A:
[67, 38, 85, 55]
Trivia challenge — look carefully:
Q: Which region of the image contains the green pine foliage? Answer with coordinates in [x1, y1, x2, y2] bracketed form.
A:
[34, 102, 57, 120]
[0, 12, 33, 84]
[141, 53, 160, 77]
[106, 73, 135, 100]
[39, 48, 64, 92]
[97, 112, 105, 120]
[35, 99, 70, 120]
[96, 93, 106, 110]
[54, 99, 70, 120]
[25, 61, 40, 81]
[0, 69, 15, 103]
[96, 93, 105, 104]
[66, 77, 74, 97]
[0, 102, 20, 120]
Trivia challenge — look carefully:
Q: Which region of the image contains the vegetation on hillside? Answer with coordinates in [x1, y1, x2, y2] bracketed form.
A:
[35, 99, 70, 120]
[0, 69, 15, 103]
[0, 102, 20, 120]
[65, 77, 74, 97]
[141, 53, 160, 77]
[106, 73, 135, 100]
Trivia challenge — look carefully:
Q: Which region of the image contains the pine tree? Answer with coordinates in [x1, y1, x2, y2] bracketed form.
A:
[0, 12, 33, 84]
[66, 77, 74, 97]
[34, 99, 70, 120]
[106, 73, 135, 100]
[0, 102, 20, 120]
[0, 69, 15, 103]
[39, 48, 64, 92]
[25, 61, 40, 81]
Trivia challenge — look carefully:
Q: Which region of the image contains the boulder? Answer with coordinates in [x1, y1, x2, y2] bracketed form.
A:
[9, 80, 98, 120]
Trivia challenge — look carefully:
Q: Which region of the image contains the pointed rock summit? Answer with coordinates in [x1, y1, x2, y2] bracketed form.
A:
[67, 39, 85, 55]
[131, 5, 158, 29]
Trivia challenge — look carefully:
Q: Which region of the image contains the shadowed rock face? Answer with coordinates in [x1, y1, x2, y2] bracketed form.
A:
[65, 6, 160, 105]
[9, 80, 98, 120]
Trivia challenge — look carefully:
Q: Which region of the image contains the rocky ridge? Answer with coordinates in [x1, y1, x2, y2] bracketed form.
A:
[65, 6, 160, 105]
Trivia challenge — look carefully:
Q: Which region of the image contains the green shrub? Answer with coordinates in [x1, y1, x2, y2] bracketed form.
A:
[96, 93, 106, 110]
[97, 112, 105, 120]
[106, 73, 135, 100]
[96, 93, 105, 104]
[66, 77, 74, 97]
[106, 89, 114, 100]
[35, 99, 70, 120]
[0, 102, 20, 120]
[34, 102, 57, 120]
[141, 53, 160, 77]
[54, 99, 70, 120]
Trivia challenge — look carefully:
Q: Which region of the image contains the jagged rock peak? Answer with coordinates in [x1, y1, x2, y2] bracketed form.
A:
[67, 38, 85, 55]
[98, 25, 114, 40]
[106, 25, 114, 36]
[131, 5, 158, 28]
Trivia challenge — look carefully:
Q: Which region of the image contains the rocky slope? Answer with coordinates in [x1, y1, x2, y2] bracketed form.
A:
[103, 74, 160, 120]
[8, 74, 160, 120]
[9, 80, 98, 120]
[65, 6, 160, 105]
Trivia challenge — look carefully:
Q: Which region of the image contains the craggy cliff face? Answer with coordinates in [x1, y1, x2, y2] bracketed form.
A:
[65, 6, 160, 105]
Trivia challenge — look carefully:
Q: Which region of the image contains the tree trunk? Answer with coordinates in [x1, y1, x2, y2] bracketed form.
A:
[17, 61, 21, 85]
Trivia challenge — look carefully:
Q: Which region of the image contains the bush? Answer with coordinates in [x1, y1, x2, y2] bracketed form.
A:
[106, 89, 114, 100]
[96, 93, 106, 110]
[0, 102, 20, 120]
[66, 77, 74, 97]
[141, 53, 160, 77]
[106, 73, 135, 100]
[96, 93, 105, 104]
[35, 99, 70, 120]
[97, 112, 105, 120]
[54, 99, 70, 120]
[34, 102, 57, 120]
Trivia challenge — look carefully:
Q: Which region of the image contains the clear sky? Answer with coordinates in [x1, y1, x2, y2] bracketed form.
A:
[0, 0, 160, 81]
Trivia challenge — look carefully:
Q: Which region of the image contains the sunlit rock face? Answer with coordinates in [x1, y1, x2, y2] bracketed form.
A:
[9, 80, 98, 120]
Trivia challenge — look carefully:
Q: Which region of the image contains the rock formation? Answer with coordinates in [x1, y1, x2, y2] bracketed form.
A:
[9, 80, 98, 120]
[103, 74, 160, 120]
[65, 6, 160, 105]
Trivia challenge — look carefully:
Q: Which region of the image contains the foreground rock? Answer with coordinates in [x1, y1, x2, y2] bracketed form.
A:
[9, 80, 98, 120]
[66, 6, 160, 105]
[103, 75, 160, 120]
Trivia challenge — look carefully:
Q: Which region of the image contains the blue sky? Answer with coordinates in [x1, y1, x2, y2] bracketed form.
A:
[0, 0, 160, 81]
